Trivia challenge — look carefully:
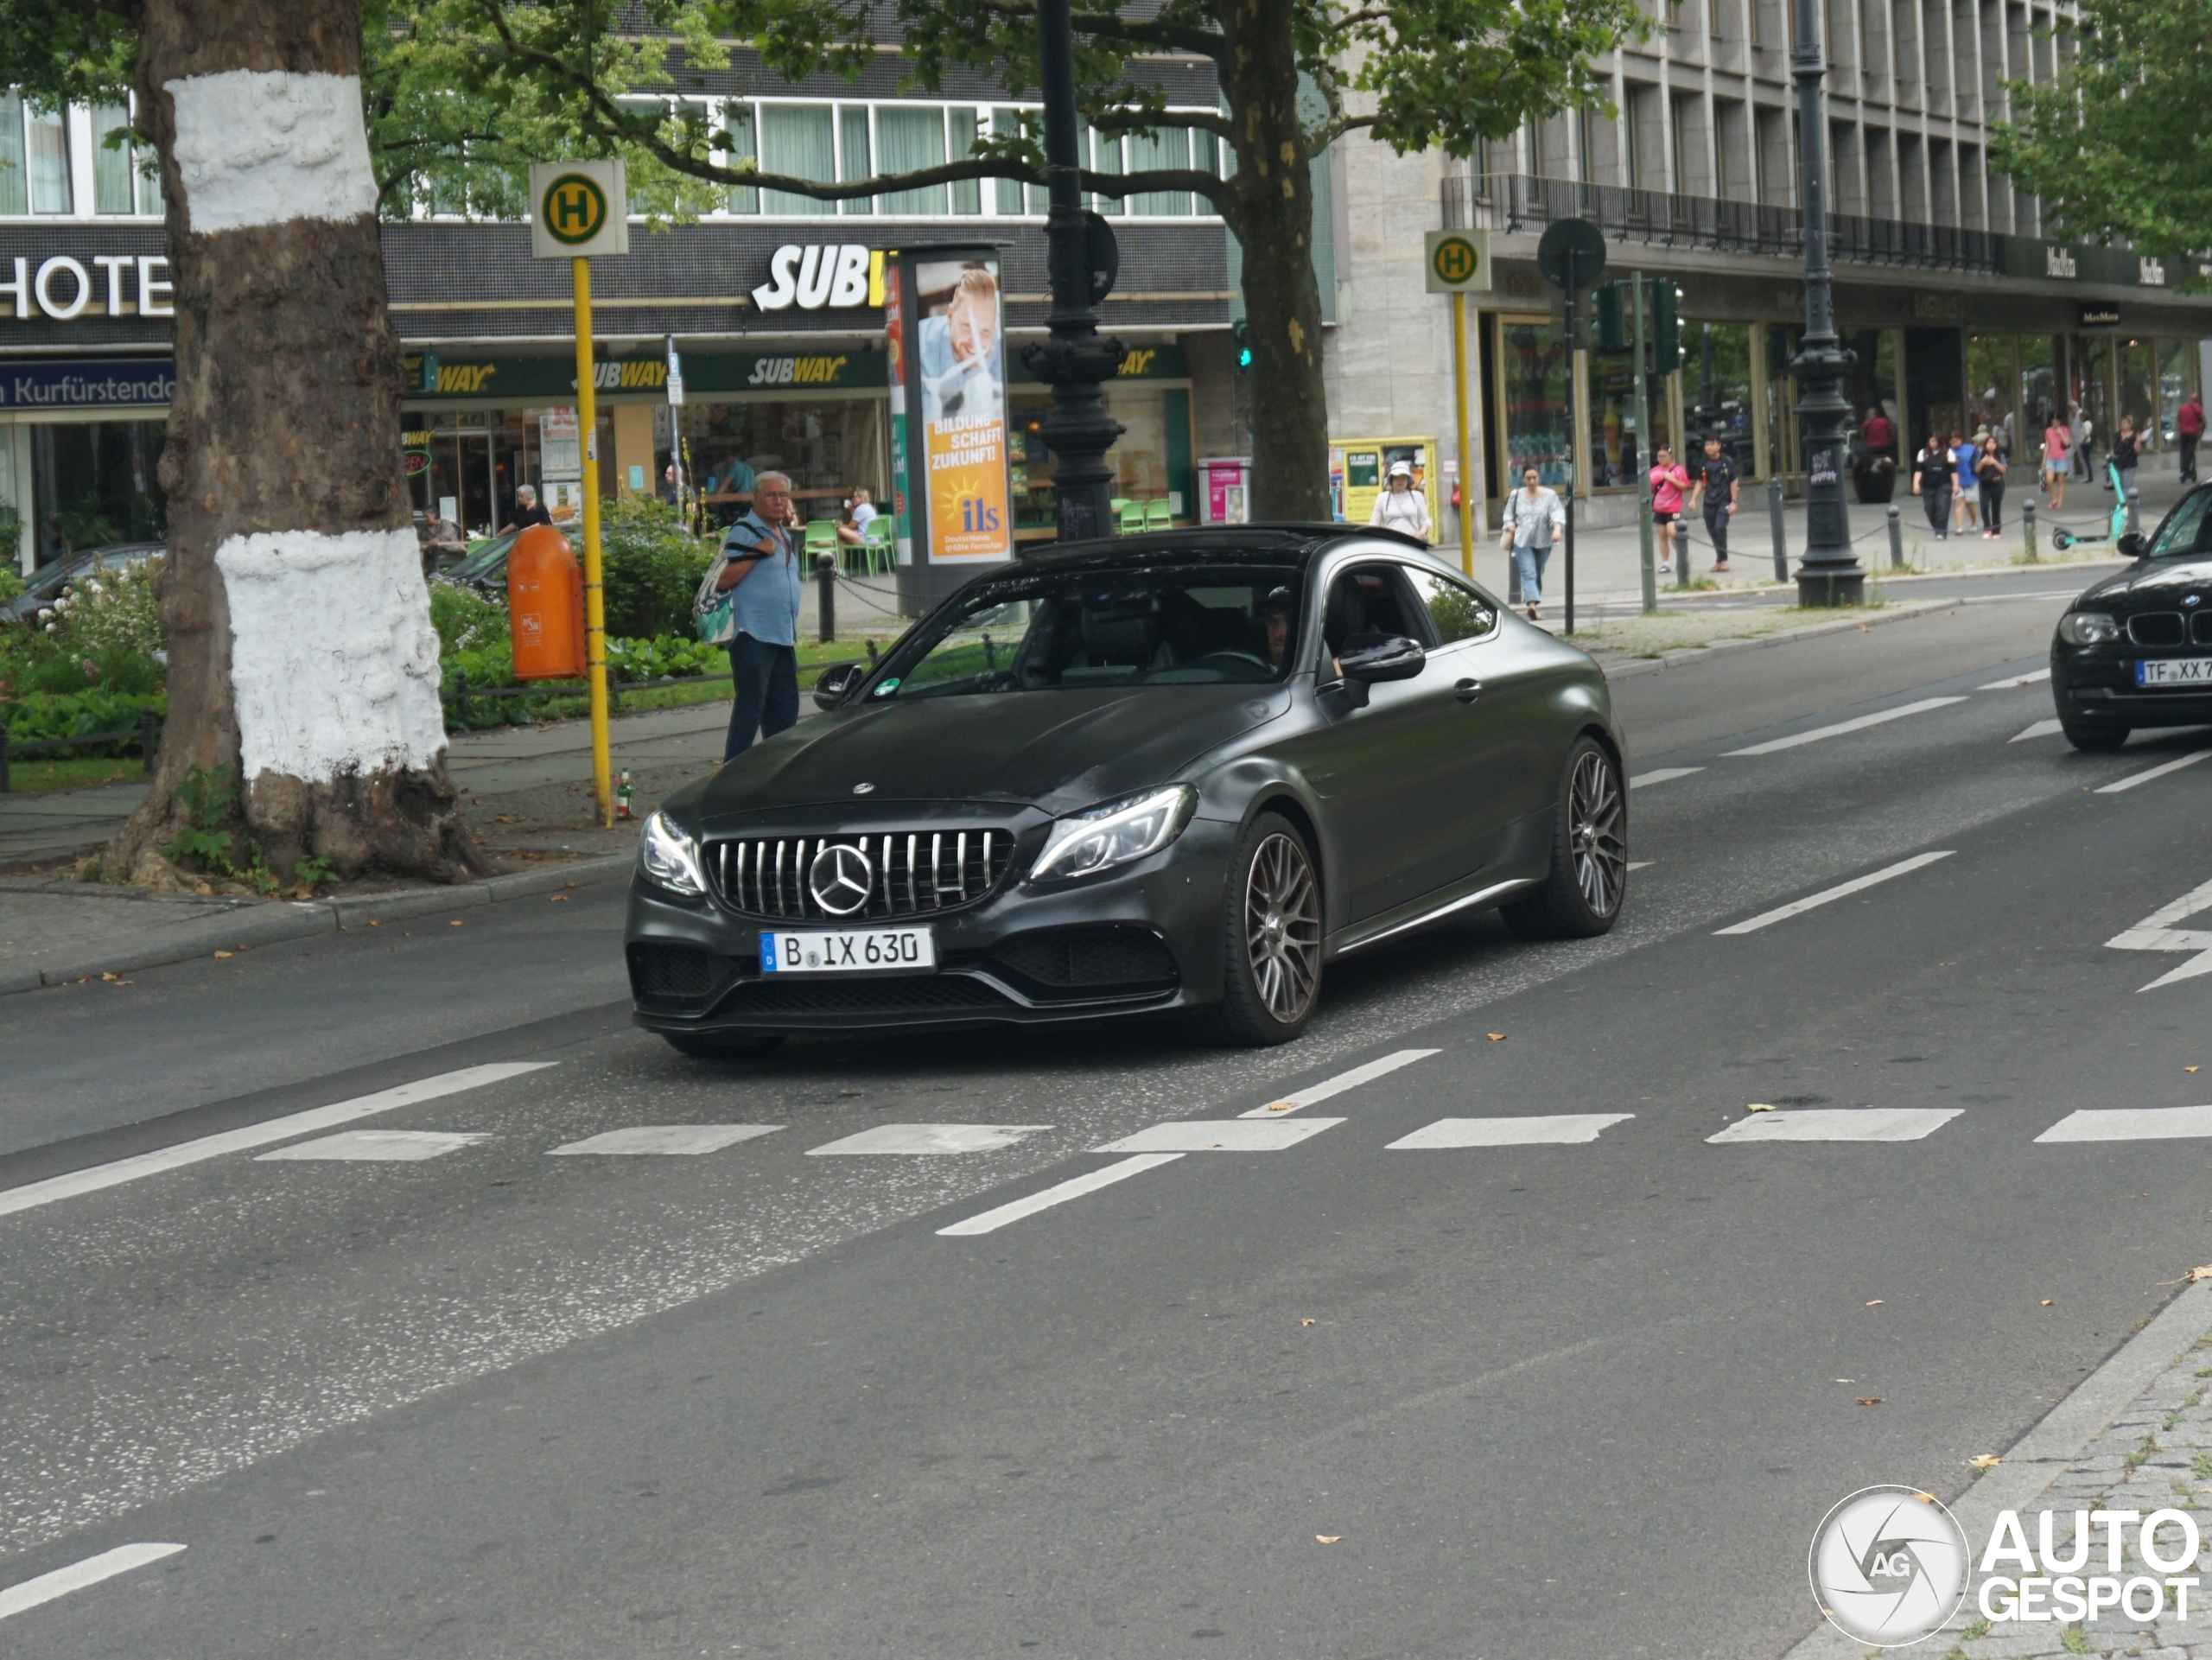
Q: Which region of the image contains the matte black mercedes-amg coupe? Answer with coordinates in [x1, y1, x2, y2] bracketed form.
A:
[626, 525, 1628, 1051]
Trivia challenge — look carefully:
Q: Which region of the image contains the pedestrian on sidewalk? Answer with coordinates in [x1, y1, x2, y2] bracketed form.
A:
[1951, 430, 1980, 536]
[500, 484, 552, 534]
[1910, 434, 1954, 538]
[2074, 404, 2095, 482]
[707, 470, 803, 762]
[2110, 416, 2141, 503]
[1649, 446, 1688, 575]
[1370, 460, 1432, 541]
[1688, 435, 1738, 573]
[1975, 438, 2007, 537]
[1860, 405, 1895, 458]
[2179, 391, 2204, 483]
[1499, 465, 1566, 623]
[2041, 414, 2071, 511]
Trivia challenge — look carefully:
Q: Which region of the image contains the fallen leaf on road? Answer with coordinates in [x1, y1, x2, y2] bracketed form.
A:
[1299, 1319, 1316, 1327]
[1857, 624, 1868, 633]
[1746, 1103, 1776, 1112]
[1857, 1398, 1883, 1406]
[1486, 1033, 1506, 1041]
[2041, 1299, 2056, 1307]
[2190, 1265, 2212, 1283]
[494, 815, 512, 823]
[2190, 1066, 2202, 1074]
[101, 972, 118, 981]
[1969, 1455, 2001, 1470]
[367, 919, 379, 927]
[1266, 1102, 1294, 1112]
[1315, 1536, 1340, 1545]
[449, 920, 464, 928]
[565, 881, 578, 890]
[213, 951, 232, 959]
[550, 894, 569, 903]
[1866, 1300, 1884, 1307]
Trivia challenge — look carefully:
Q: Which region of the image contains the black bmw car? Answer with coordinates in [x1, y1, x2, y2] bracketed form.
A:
[625, 525, 1628, 1053]
[2051, 484, 2212, 749]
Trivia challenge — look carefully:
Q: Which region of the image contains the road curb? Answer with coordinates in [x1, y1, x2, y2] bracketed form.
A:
[1596, 595, 1963, 681]
[8, 851, 632, 995]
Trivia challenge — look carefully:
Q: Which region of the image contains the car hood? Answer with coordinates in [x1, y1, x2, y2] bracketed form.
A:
[692, 684, 1292, 827]
[2079, 557, 2212, 607]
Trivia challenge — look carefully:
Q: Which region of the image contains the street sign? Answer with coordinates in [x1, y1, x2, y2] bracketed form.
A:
[530, 161, 628, 259]
[1424, 229, 1491, 294]
[1536, 217, 1606, 291]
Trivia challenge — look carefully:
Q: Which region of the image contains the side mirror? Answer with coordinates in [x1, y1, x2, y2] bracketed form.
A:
[1338, 636, 1428, 684]
[812, 661, 864, 710]
[2117, 531, 2146, 559]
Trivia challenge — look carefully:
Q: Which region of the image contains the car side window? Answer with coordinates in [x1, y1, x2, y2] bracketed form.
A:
[1401, 565, 1498, 646]
[1322, 563, 1432, 658]
[2148, 487, 2212, 558]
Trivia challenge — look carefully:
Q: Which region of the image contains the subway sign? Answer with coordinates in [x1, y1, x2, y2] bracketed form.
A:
[401, 351, 887, 400]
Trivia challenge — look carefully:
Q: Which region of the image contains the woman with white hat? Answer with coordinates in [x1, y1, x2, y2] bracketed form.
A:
[1369, 459, 1431, 540]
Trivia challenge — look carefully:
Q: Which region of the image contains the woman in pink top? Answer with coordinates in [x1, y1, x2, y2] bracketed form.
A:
[2041, 418, 2071, 511]
[1649, 446, 1689, 575]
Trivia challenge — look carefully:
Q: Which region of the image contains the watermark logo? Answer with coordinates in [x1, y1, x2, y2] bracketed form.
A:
[1809, 1486, 1970, 1646]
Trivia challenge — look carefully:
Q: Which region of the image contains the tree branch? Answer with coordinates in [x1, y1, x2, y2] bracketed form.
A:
[1090, 106, 1235, 142]
[1068, 8, 1227, 57]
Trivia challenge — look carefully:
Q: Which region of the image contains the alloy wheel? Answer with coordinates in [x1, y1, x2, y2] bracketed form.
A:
[1245, 831, 1322, 1025]
[1568, 749, 1627, 917]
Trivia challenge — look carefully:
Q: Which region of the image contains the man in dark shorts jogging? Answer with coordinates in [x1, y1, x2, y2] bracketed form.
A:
[1688, 434, 1739, 574]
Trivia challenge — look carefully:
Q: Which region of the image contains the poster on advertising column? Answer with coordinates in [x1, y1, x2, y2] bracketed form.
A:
[914, 255, 1013, 563]
[883, 264, 913, 567]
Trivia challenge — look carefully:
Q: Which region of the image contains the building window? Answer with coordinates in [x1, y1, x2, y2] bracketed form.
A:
[1128, 126, 1191, 214]
[838, 105, 872, 214]
[725, 102, 758, 214]
[92, 103, 149, 214]
[0, 93, 27, 215]
[760, 103, 836, 215]
[875, 105, 947, 214]
[22, 99, 71, 213]
[948, 106, 982, 213]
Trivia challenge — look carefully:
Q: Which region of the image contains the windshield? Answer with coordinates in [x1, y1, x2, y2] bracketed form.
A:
[2145, 487, 2212, 559]
[869, 563, 1306, 700]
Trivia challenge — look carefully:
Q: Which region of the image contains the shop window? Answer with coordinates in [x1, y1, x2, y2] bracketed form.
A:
[1685, 325, 1751, 477]
[29, 421, 166, 567]
[678, 398, 887, 530]
[2157, 339, 2197, 446]
[26, 99, 70, 213]
[724, 103, 758, 213]
[2117, 338, 2156, 448]
[2019, 335, 2057, 439]
[2079, 335, 2112, 455]
[876, 105, 948, 214]
[1967, 331, 2019, 458]
[948, 107, 982, 213]
[1128, 127, 1191, 214]
[760, 103, 836, 215]
[1498, 320, 1573, 489]
[838, 105, 871, 215]
[92, 103, 149, 215]
[0, 93, 25, 215]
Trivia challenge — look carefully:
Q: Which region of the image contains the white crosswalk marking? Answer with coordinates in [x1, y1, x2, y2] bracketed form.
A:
[1722, 697, 1969, 756]
[2095, 750, 2211, 794]
[2009, 719, 2064, 743]
[549, 1125, 782, 1156]
[936, 1154, 1183, 1237]
[805, 1124, 1051, 1156]
[2037, 1107, 2212, 1143]
[0, 1543, 186, 1623]
[1713, 852, 1955, 935]
[1095, 1119, 1343, 1153]
[1630, 767, 1705, 788]
[1386, 1115, 1632, 1149]
[1240, 1049, 1440, 1117]
[1980, 668, 2053, 690]
[257, 1130, 491, 1162]
[1707, 1108, 1961, 1143]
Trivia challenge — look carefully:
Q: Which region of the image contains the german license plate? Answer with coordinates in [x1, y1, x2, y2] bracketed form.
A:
[760, 926, 936, 974]
[2136, 657, 2212, 688]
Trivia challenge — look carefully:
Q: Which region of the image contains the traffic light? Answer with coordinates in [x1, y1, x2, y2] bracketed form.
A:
[1653, 281, 1680, 369]
[1233, 320, 1252, 372]
[1595, 283, 1627, 353]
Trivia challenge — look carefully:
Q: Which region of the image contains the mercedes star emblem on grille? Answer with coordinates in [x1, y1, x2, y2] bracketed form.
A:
[807, 843, 875, 915]
[853, 782, 875, 794]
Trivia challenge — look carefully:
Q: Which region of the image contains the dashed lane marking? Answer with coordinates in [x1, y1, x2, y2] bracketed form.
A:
[2037, 1107, 2212, 1143]
[1713, 851, 1955, 936]
[549, 1125, 783, 1156]
[805, 1124, 1052, 1156]
[1629, 767, 1704, 788]
[1720, 696, 1970, 757]
[2105, 875, 2212, 990]
[1707, 1107, 1962, 1143]
[0, 1063, 555, 1220]
[1239, 1049, 1440, 1117]
[1628, 861, 1655, 871]
[1095, 1119, 1344, 1154]
[936, 1154, 1183, 1237]
[257, 1131, 491, 1163]
[1385, 1114, 1633, 1149]
[2010, 719, 2064, 742]
[2094, 749, 2211, 794]
[0, 1544, 186, 1623]
[1980, 668, 2053, 690]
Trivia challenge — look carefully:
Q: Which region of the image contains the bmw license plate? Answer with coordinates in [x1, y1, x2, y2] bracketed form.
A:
[2136, 657, 2212, 688]
[760, 927, 936, 974]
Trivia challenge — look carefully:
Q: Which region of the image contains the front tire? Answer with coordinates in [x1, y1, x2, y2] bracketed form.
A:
[662, 1033, 787, 1059]
[1196, 811, 1324, 1046]
[1501, 736, 1627, 940]
[2058, 712, 2129, 752]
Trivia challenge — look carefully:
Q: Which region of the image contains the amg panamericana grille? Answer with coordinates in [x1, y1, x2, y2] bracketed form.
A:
[707, 830, 1014, 920]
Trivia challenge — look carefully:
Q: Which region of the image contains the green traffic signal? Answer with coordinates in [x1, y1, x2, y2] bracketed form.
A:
[1233, 320, 1252, 372]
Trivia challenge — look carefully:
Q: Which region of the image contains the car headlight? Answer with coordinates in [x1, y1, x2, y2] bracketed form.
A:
[638, 811, 706, 896]
[2057, 611, 2120, 646]
[1027, 785, 1198, 885]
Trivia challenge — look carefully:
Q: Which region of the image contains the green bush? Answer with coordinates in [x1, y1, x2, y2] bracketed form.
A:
[428, 581, 508, 654]
[44, 557, 165, 658]
[605, 634, 724, 681]
[3, 688, 167, 754]
[600, 497, 715, 639]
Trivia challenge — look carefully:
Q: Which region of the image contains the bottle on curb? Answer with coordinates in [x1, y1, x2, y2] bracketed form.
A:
[615, 770, 633, 820]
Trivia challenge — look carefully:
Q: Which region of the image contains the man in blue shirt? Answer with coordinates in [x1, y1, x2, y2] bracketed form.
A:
[715, 471, 804, 760]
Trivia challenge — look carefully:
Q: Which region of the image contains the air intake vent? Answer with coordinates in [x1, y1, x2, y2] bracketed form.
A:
[627, 944, 737, 1009]
[2129, 612, 2187, 647]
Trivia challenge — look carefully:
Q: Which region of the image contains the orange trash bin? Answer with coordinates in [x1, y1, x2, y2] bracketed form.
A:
[507, 525, 587, 681]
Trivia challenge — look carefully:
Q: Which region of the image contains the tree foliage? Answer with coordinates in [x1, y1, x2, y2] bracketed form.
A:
[1991, 0, 2212, 287]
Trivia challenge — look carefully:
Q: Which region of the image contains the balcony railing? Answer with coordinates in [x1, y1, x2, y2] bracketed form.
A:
[1442, 174, 2005, 275]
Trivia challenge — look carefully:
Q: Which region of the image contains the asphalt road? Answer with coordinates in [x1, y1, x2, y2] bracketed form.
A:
[3, 572, 2209, 1658]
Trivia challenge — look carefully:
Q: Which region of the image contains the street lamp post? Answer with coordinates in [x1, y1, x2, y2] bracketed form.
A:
[1789, 0, 1865, 606]
[1019, 0, 1126, 544]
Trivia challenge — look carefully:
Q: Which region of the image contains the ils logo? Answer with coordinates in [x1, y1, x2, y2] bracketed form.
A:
[957, 495, 1001, 535]
[1810, 1486, 1969, 1646]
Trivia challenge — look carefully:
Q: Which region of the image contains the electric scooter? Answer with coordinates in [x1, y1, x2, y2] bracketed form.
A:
[2050, 456, 2133, 552]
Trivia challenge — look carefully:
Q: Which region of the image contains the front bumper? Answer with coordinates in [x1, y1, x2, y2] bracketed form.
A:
[623, 817, 1239, 1035]
[2053, 648, 2212, 728]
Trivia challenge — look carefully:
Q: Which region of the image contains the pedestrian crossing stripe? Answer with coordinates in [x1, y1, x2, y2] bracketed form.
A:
[550, 1125, 782, 1155]
[1095, 1119, 1343, 1153]
[1707, 1108, 1961, 1143]
[805, 1124, 1052, 1155]
[2037, 1106, 2212, 1143]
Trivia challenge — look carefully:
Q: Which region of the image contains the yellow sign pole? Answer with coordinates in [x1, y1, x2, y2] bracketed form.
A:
[1452, 290, 1474, 578]
[572, 255, 613, 827]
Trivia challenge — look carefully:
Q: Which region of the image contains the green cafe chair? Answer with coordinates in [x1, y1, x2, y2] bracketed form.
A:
[1144, 498, 1173, 531]
[802, 518, 840, 559]
[859, 515, 895, 575]
[1118, 499, 1147, 535]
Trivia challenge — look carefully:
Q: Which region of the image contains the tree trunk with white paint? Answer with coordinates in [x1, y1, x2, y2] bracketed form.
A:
[103, 0, 485, 886]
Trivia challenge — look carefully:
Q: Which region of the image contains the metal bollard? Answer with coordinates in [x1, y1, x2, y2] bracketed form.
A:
[138, 709, 159, 772]
[2127, 486, 2141, 537]
[1886, 504, 1904, 570]
[816, 551, 837, 644]
[2021, 500, 2037, 563]
[1768, 476, 1787, 583]
[454, 671, 468, 729]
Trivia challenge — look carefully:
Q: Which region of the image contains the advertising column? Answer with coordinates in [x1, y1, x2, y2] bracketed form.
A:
[893, 248, 1015, 615]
